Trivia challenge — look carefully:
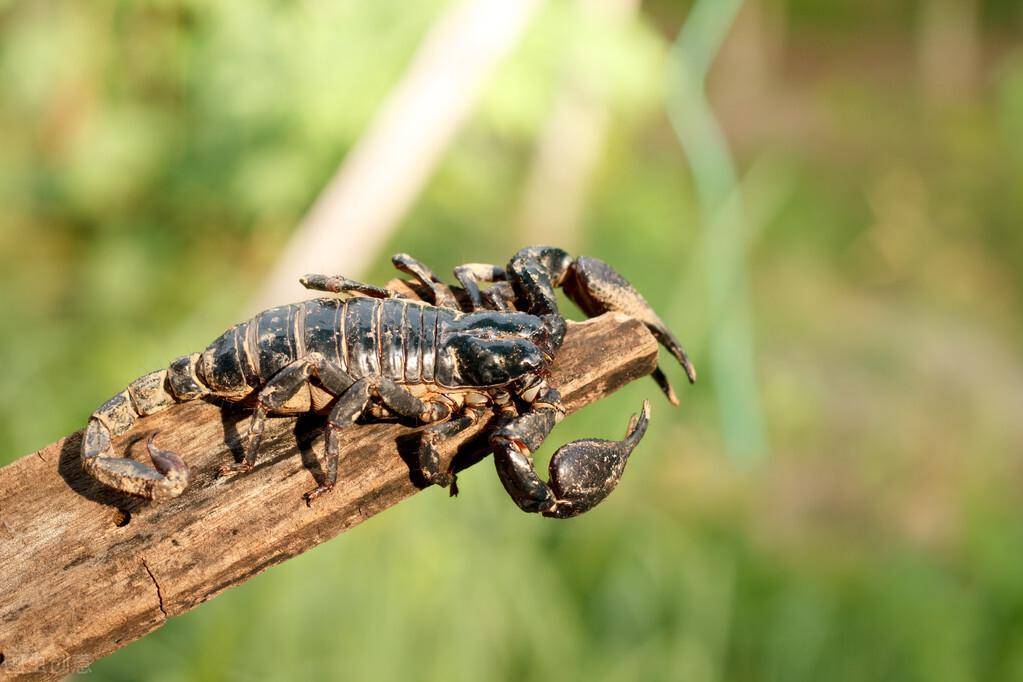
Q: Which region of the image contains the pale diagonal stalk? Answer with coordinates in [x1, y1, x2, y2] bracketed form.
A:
[666, 0, 767, 462]
[251, 0, 543, 314]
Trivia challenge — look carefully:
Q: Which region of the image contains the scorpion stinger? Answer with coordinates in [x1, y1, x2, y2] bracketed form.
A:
[82, 355, 208, 500]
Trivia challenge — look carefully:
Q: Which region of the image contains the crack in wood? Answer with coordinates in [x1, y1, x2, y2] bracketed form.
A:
[140, 557, 167, 618]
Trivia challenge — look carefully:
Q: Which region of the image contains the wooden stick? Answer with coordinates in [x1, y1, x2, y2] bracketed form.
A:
[0, 313, 658, 679]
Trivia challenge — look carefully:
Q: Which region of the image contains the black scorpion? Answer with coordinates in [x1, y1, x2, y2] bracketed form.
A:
[82, 247, 695, 518]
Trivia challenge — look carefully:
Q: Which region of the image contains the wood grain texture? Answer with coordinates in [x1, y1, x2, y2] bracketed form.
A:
[0, 312, 659, 680]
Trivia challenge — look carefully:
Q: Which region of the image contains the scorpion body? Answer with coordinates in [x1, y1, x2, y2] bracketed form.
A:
[82, 247, 695, 518]
[199, 296, 544, 398]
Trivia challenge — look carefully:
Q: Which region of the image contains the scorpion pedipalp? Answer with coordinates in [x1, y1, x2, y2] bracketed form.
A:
[490, 389, 651, 519]
[499, 247, 695, 404]
[563, 255, 696, 384]
[545, 400, 650, 518]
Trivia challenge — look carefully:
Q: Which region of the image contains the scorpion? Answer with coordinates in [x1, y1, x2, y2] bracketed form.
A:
[82, 247, 695, 518]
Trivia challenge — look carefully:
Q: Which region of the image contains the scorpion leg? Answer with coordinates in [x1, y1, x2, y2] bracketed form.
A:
[299, 274, 401, 299]
[220, 354, 355, 477]
[486, 281, 518, 311]
[305, 377, 451, 504]
[373, 378, 452, 423]
[417, 412, 479, 494]
[453, 263, 507, 310]
[391, 253, 460, 309]
[491, 385, 651, 518]
[307, 378, 373, 504]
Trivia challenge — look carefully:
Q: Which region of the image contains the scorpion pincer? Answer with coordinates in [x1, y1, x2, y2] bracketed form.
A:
[81, 247, 695, 518]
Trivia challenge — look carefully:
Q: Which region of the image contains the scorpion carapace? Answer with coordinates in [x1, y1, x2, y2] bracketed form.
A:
[81, 247, 694, 518]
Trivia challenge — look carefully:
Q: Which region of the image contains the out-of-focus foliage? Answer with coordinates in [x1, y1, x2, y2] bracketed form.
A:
[2, 0, 1023, 680]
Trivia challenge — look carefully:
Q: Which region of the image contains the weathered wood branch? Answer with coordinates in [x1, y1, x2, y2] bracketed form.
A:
[0, 313, 658, 680]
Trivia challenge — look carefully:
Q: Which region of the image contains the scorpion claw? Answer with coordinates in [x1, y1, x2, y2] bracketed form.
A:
[562, 255, 696, 388]
[651, 367, 680, 406]
[543, 400, 650, 519]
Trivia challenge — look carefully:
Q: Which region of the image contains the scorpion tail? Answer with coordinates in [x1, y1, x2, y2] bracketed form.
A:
[83, 420, 189, 500]
[81, 354, 207, 500]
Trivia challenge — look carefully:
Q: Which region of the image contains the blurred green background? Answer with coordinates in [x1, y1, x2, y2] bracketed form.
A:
[3, 0, 1023, 679]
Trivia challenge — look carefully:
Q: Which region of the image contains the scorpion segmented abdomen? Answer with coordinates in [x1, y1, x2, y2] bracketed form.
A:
[403, 303, 424, 383]
[254, 304, 298, 380]
[378, 298, 406, 380]
[344, 297, 380, 378]
[168, 353, 207, 399]
[198, 322, 249, 395]
[420, 306, 440, 383]
[301, 297, 343, 370]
